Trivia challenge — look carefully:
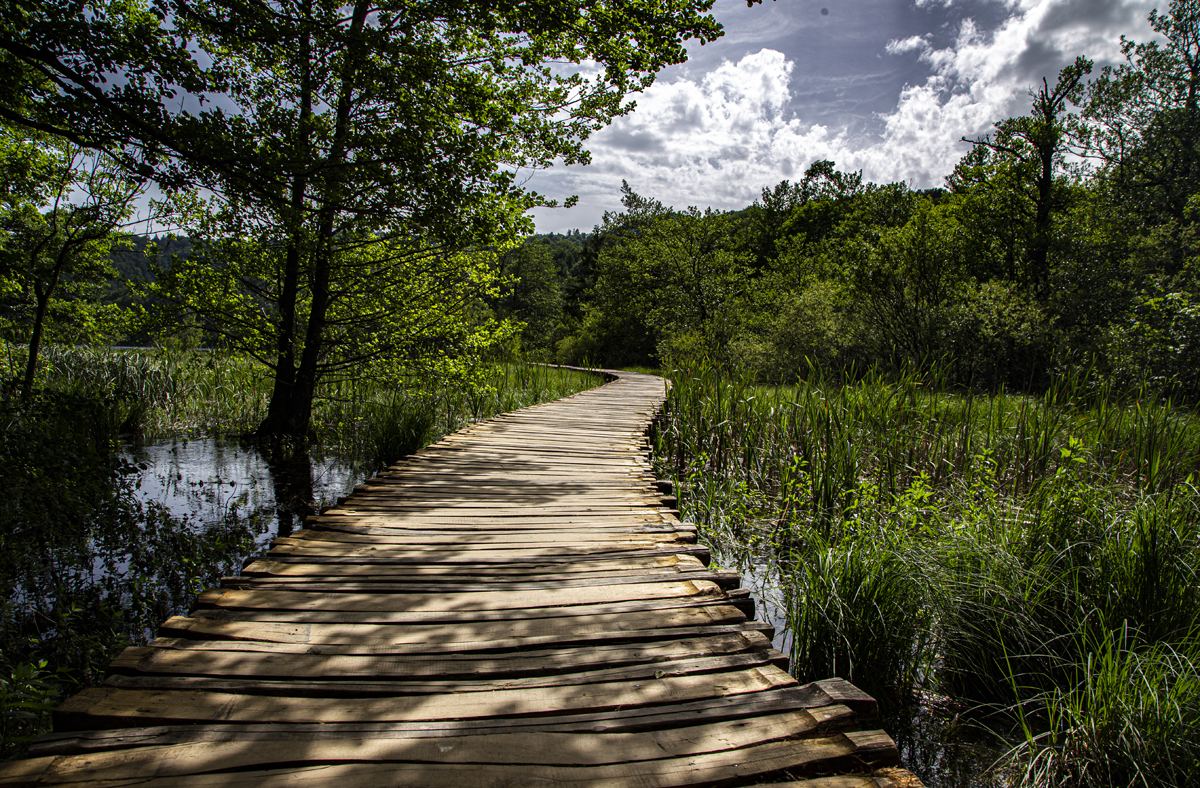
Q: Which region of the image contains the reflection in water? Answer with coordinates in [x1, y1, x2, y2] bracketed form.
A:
[887, 697, 1007, 788]
[262, 442, 317, 538]
[124, 437, 363, 545]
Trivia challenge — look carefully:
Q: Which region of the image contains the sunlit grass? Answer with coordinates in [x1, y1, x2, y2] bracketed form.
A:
[18, 345, 600, 467]
[654, 358, 1200, 787]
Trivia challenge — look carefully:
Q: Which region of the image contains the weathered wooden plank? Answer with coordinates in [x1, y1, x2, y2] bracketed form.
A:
[146, 620, 777, 655]
[193, 580, 723, 614]
[374, 474, 656, 486]
[269, 535, 679, 551]
[31, 686, 863, 755]
[242, 553, 704, 577]
[292, 524, 688, 539]
[258, 545, 712, 565]
[403, 449, 649, 463]
[280, 529, 691, 545]
[4, 731, 898, 787]
[323, 505, 673, 516]
[7, 714, 853, 784]
[223, 570, 742, 592]
[757, 775, 924, 788]
[344, 494, 666, 508]
[161, 606, 753, 645]
[348, 485, 659, 499]
[54, 667, 798, 729]
[108, 632, 777, 679]
[185, 595, 753, 625]
[103, 652, 784, 696]
[306, 515, 682, 529]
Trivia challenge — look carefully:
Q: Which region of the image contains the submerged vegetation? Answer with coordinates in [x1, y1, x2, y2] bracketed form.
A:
[654, 359, 1200, 787]
[0, 346, 598, 758]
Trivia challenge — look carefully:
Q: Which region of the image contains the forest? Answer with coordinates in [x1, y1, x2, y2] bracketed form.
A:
[2, 0, 1200, 785]
[506, 16, 1200, 401]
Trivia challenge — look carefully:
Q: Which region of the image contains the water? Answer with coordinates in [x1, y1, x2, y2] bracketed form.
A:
[124, 436, 367, 543]
[886, 697, 1010, 788]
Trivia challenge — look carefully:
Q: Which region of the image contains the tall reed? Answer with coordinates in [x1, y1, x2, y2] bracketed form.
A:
[656, 358, 1200, 786]
[20, 347, 599, 466]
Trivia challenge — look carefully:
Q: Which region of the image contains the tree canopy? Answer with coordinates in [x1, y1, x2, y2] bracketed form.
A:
[0, 0, 726, 435]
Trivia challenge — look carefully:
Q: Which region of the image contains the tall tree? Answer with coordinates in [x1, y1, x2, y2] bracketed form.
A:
[957, 56, 1092, 298]
[1087, 0, 1200, 226]
[592, 193, 751, 362]
[496, 242, 564, 358]
[1, 0, 725, 436]
[744, 160, 865, 269]
[846, 198, 963, 366]
[0, 129, 142, 399]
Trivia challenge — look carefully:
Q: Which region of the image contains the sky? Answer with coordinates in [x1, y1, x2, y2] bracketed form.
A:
[526, 0, 1161, 234]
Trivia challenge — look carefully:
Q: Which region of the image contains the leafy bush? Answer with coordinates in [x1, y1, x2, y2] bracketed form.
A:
[751, 280, 867, 382]
[1104, 285, 1200, 400]
[945, 279, 1055, 392]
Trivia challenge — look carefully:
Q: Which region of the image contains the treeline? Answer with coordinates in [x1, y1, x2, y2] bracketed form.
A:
[505, 3, 1200, 399]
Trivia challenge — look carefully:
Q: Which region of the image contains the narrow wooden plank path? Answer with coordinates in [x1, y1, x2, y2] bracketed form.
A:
[3, 370, 921, 788]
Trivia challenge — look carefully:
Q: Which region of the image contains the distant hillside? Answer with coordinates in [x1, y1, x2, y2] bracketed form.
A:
[106, 235, 193, 307]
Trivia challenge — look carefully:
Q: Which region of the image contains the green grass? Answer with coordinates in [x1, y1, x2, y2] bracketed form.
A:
[654, 358, 1200, 787]
[22, 346, 600, 467]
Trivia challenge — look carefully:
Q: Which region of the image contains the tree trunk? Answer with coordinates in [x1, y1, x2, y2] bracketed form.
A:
[258, 239, 303, 436]
[21, 244, 67, 402]
[286, 251, 330, 438]
[258, 18, 317, 439]
[1031, 147, 1054, 298]
[21, 281, 52, 402]
[256, 2, 366, 440]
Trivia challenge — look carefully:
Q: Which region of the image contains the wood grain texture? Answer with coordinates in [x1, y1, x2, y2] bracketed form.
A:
[18, 369, 920, 788]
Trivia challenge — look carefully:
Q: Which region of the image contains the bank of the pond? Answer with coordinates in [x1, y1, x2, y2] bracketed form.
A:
[651, 360, 1200, 788]
[0, 348, 601, 759]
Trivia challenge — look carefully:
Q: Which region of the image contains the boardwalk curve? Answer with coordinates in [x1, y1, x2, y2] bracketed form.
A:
[3, 370, 920, 787]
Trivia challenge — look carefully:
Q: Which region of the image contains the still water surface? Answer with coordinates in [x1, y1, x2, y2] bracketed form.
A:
[125, 436, 367, 544]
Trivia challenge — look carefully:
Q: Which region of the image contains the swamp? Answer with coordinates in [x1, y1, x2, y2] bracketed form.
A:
[4, 0, 1200, 783]
[652, 360, 1200, 787]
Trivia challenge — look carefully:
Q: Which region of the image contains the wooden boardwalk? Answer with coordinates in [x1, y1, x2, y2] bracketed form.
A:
[3, 371, 920, 787]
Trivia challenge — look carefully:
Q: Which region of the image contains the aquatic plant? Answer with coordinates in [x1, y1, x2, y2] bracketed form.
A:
[655, 358, 1200, 786]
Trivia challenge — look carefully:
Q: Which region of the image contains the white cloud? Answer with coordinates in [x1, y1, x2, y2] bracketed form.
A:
[531, 0, 1156, 231]
[885, 35, 932, 55]
[535, 49, 852, 222]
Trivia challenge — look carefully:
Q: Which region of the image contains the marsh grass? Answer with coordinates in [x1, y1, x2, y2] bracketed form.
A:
[18, 347, 598, 466]
[1000, 627, 1200, 788]
[655, 358, 1200, 787]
